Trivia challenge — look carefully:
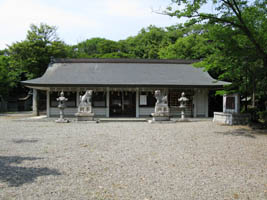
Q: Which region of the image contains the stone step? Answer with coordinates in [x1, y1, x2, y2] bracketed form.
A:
[98, 118, 148, 122]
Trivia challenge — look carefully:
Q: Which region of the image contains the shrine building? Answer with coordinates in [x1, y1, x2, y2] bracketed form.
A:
[21, 58, 229, 118]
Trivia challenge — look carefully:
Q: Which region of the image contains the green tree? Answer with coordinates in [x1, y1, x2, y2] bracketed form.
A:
[71, 38, 107, 58]
[159, 24, 211, 59]
[71, 37, 136, 59]
[166, 0, 267, 65]
[0, 53, 16, 98]
[8, 23, 68, 80]
[122, 25, 169, 59]
[166, 0, 267, 107]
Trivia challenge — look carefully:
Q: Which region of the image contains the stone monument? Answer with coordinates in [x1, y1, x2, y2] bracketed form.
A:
[149, 90, 170, 122]
[178, 92, 189, 121]
[75, 90, 95, 121]
[213, 93, 250, 125]
[55, 91, 69, 123]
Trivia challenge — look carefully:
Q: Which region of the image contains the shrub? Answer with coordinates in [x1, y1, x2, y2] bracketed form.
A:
[258, 111, 267, 124]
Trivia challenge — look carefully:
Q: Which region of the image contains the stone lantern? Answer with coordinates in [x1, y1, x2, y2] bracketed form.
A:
[178, 92, 189, 121]
[55, 91, 69, 123]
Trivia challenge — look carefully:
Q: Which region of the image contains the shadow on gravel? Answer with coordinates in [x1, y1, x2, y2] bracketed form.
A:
[12, 139, 38, 143]
[215, 128, 256, 138]
[0, 156, 61, 187]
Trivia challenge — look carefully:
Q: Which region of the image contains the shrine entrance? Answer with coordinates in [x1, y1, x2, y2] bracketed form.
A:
[110, 91, 136, 117]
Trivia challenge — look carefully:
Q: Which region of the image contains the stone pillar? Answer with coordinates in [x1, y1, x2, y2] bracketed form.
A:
[46, 90, 50, 117]
[32, 89, 39, 116]
[106, 87, 110, 117]
[223, 94, 227, 113]
[136, 88, 139, 118]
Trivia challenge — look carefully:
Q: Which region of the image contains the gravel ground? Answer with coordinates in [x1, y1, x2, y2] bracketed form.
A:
[0, 115, 267, 200]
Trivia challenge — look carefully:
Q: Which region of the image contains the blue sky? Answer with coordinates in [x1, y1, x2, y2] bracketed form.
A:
[0, 0, 184, 50]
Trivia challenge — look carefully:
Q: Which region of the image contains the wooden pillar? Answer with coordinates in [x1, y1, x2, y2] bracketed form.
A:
[32, 89, 39, 116]
[136, 88, 139, 118]
[106, 87, 110, 117]
[193, 89, 197, 118]
[205, 89, 209, 117]
[46, 90, 50, 117]
[76, 91, 80, 107]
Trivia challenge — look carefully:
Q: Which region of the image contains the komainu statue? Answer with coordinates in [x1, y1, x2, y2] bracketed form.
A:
[78, 90, 93, 113]
[149, 90, 170, 122]
[154, 90, 169, 114]
[75, 90, 95, 121]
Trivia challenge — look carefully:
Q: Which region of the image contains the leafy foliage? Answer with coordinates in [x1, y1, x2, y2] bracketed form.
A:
[159, 28, 211, 59]
[166, 0, 267, 107]
[8, 23, 68, 80]
[0, 54, 16, 97]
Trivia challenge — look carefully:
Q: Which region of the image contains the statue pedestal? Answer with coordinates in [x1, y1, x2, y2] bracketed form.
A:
[55, 118, 69, 123]
[75, 112, 95, 121]
[149, 112, 170, 123]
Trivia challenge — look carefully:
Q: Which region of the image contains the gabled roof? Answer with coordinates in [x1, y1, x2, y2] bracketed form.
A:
[22, 58, 230, 88]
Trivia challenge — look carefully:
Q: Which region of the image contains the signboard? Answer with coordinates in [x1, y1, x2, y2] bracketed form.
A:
[140, 95, 147, 105]
[226, 97, 235, 109]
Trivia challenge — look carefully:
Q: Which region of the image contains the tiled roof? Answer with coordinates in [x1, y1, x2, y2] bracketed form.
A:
[22, 58, 230, 88]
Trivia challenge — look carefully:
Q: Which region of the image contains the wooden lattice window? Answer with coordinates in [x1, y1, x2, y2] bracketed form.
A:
[92, 92, 106, 107]
[50, 92, 76, 107]
[168, 89, 194, 107]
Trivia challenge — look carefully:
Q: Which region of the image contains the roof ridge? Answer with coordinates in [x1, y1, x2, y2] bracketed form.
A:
[53, 58, 198, 64]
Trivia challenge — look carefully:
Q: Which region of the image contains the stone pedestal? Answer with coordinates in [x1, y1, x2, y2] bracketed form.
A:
[55, 118, 69, 123]
[213, 112, 250, 125]
[75, 112, 95, 121]
[213, 93, 250, 125]
[151, 112, 170, 122]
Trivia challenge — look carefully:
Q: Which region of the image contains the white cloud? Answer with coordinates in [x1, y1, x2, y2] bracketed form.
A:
[0, 0, 99, 49]
[0, 0, 182, 49]
[105, 0, 151, 17]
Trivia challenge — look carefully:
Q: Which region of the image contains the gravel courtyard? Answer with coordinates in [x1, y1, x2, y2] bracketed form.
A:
[0, 115, 267, 200]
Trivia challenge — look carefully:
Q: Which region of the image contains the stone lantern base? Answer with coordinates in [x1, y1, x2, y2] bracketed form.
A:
[75, 112, 95, 121]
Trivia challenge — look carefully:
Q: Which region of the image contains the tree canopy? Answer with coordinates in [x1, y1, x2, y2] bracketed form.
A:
[165, 0, 267, 106]
[0, 3, 266, 112]
[8, 23, 68, 80]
